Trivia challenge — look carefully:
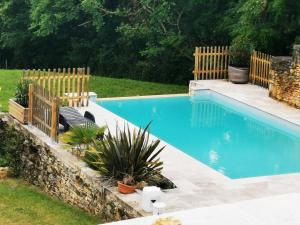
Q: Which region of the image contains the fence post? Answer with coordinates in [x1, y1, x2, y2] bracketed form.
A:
[193, 47, 198, 80]
[50, 97, 59, 142]
[86, 67, 90, 106]
[28, 84, 34, 125]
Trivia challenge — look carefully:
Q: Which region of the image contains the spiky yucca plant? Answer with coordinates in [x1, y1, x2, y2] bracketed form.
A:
[84, 123, 164, 182]
[60, 125, 106, 151]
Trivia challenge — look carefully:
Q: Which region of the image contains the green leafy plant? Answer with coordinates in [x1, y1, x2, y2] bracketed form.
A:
[15, 79, 31, 107]
[60, 125, 106, 152]
[230, 36, 254, 67]
[84, 123, 164, 182]
[0, 119, 25, 176]
[294, 36, 300, 45]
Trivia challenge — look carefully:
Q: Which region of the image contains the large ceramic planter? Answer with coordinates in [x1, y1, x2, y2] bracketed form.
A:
[0, 167, 9, 179]
[117, 181, 136, 194]
[9, 99, 29, 124]
[228, 66, 249, 84]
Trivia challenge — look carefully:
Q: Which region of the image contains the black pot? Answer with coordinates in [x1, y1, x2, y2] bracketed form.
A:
[228, 65, 249, 84]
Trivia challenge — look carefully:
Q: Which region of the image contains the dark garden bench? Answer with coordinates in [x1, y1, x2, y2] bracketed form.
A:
[59, 107, 96, 132]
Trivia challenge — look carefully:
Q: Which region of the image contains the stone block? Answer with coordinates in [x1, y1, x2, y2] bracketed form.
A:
[269, 56, 300, 109]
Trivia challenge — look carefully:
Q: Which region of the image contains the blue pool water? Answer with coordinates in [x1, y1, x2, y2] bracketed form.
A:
[98, 91, 300, 179]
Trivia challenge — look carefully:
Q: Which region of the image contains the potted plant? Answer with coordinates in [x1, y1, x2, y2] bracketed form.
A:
[117, 174, 137, 194]
[9, 79, 31, 124]
[84, 122, 165, 194]
[228, 37, 254, 83]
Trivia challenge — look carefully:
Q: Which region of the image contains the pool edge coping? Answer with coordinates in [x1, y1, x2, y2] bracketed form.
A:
[97, 93, 189, 101]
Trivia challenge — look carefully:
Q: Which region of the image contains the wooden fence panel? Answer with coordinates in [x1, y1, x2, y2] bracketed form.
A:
[28, 83, 59, 142]
[249, 51, 272, 88]
[193, 46, 229, 80]
[23, 67, 90, 107]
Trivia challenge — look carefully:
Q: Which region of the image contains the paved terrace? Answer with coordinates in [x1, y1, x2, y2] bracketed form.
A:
[79, 80, 300, 219]
[105, 193, 300, 225]
[190, 80, 300, 125]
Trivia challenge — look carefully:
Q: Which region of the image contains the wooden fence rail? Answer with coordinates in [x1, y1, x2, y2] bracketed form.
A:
[249, 51, 272, 88]
[28, 83, 59, 142]
[23, 67, 90, 107]
[193, 46, 230, 80]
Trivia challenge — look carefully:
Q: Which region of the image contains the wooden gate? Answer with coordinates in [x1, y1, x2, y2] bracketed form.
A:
[249, 51, 272, 88]
[28, 83, 59, 142]
[193, 46, 229, 80]
[23, 67, 90, 107]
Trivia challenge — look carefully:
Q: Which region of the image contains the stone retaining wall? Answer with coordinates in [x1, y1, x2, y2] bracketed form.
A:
[1, 114, 142, 222]
[269, 47, 300, 108]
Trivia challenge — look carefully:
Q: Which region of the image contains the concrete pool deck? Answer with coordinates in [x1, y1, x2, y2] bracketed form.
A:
[79, 80, 300, 218]
[104, 193, 300, 225]
[190, 80, 300, 126]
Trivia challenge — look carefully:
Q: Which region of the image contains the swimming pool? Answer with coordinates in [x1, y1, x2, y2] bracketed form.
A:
[98, 91, 300, 179]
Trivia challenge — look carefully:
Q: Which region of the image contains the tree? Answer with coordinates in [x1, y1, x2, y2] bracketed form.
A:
[231, 0, 300, 55]
[0, 0, 299, 83]
[0, 0, 31, 67]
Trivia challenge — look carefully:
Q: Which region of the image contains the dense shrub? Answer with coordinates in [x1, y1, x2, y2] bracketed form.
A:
[229, 37, 254, 67]
[295, 36, 300, 45]
[0, 119, 25, 176]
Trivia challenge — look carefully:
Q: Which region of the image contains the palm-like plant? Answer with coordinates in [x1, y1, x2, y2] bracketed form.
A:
[60, 125, 106, 152]
[84, 123, 164, 182]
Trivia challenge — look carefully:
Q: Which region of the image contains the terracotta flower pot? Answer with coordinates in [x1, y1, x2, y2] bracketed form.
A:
[117, 181, 136, 194]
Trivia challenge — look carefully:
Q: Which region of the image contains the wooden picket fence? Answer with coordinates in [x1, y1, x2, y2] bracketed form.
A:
[23, 67, 90, 107]
[249, 51, 272, 88]
[28, 83, 59, 142]
[193, 46, 230, 80]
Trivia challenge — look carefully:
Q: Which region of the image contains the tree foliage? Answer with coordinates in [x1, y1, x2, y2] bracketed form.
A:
[232, 0, 300, 54]
[0, 0, 299, 84]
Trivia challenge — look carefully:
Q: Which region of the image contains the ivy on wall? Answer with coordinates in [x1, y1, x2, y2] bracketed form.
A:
[0, 119, 26, 176]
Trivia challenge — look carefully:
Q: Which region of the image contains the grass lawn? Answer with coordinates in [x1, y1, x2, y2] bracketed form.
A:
[0, 69, 188, 112]
[0, 179, 101, 225]
[0, 70, 22, 112]
[90, 76, 188, 98]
